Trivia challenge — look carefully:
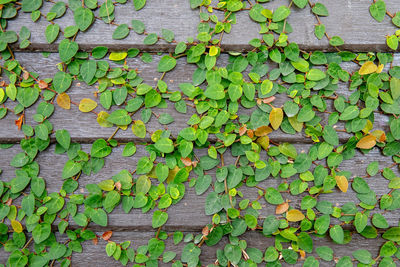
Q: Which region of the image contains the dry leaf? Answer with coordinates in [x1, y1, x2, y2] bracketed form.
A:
[246, 129, 254, 139]
[286, 209, 305, 222]
[257, 136, 270, 150]
[262, 96, 276, 104]
[356, 135, 376, 149]
[14, 114, 24, 130]
[239, 125, 247, 136]
[181, 157, 192, 167]
[276, 202, 289, 214]
[359, 61, 377, 75]
[255, 125, 273, 137]
[202, 226, 210, 236]
[371, 130, 386, 143]
[38, 80, 48, 89]
[102, 231, 113, 240]
[269, 107, 283, 130]
[79, 98, 97, 112]
[57, 93, 71, 110]
[115, 181, 122, 191]
[335, 175, 348, 193]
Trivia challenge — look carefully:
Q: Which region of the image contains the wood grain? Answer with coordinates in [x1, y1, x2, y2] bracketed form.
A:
[0, 231, 387, 266]
[1, 142, 398, 230]
[5, 0, 400, 52]
[0, 53, 396, 143]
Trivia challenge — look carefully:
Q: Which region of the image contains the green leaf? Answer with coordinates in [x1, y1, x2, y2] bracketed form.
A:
[22, 0, 42, 12]
[383, 227, 400, 241]
[370, 0, 386, 22]
[306, 68, 326, 81]
[352, 249, 372, 264]
[204, 84, 225, 100]
[322, 125, 338, 146]
[74, 7, 94, 31]
[224, 244, 242, 265]
[272, 6, 290, 22]
[62, 160, 81, 179]
[17, 87, 39, 108]
[329, 36, 344, 46]
[329, 225, 344, 244]
[293, 0, 307, 8]
[152, 210, 168, 228]
[45, 24, 60, 44]
[144, 89, 161, 107]
[205, 192, 222, 215]
[390, 118, 400, 139]
[372, 213, 389, 228]
[122, 142, 136, 157]
[314, 214, 330, 234]
[56, 129, 71, 150]
[132, 120, 146, 138]
[143, 33, 158, 45]
[155, 138, 174, 153]
[136, 157, 153, 174]
[10, 153, 29, 167]
[107, 110, 132, 125]
[53, 72, 72, 93]
[133, 0, 146, 11]
[312, 3, 329, 16]
[80, 60, 97, 84]
[157, 56, 177, 72]
[131, 20, 145, 34]
[91, 139, 112, 158]
[91, 209, 108, 226]
[265, 187, 284, 205]
[58, 39, 79, 62]
[32, 223, 51, 244]
[112, 24, 130, 40]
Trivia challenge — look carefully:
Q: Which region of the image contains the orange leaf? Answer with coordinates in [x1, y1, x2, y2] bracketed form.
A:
[38, 80, 48, 89]
[57, 93, 71, 110]
[286, 209, 305, 222]
[202, 226, 210, 236]
[275, 202, 289, 214]
[262, 96, 276, 104]
[239, 125, 247, 136]
[356, 135, 376, 149]
[181, 157, 192, 167]
[14, 114, 24, 130]
[255, 125, 273, 137]
[335, 175, 348, 193]
[269, 108, 283, 130]
[102, 231, 113, 240]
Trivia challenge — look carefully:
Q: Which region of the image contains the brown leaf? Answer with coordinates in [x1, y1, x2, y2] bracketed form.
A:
[269, 108, 283, 130]
[22, 71, 30, 80]
[255, 125, 273, 137]
[181, 157, 192, 167]
[275, 202, 289, 214]
[57, 93, 71, 110]
[262, 96, 276, 104]
[286, 209, 305, 222]
[246, 129, 254, 139]
[15, 114, 24, 131]
[202, 226, 210, 236]
[356, 135, 376, 149]
[92, 237, 98, 245]
[335, 175, 348, 193]
[102, 231, 113, 241]
[115, 181, 122, 191]
[239, 125, 247, 136]
[38, 80, 48, 89]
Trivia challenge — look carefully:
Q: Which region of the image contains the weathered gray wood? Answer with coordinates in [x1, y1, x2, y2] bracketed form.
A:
[5, 0, 400, 52]
[1, 142, 398, 230]
[0, 52, 396, 143]
[0, 230, 387, 266]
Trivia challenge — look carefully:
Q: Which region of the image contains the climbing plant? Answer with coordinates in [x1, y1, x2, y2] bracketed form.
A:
[0, 0, 400, 266]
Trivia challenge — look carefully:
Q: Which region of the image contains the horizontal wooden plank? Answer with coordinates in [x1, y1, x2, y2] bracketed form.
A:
[0, 231, 388, 266]
[1, 142, 398, 231]
[5, 0, 400, 52]
[0, 52, 395, 143]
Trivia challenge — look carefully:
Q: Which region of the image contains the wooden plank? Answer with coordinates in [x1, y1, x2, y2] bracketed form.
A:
[0, 52, 396, 143]
[0, 231, 387, 266]
[1, 143, 398, 230]
[5, 0, 399, 52]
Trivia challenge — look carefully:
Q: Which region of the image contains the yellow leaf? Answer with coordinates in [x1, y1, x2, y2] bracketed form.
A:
[97, 111, 113, 128]
[209, 46, 218, 56]
[255, 125, 273, 137]
[371, 130, 386, 143]
[109, 52, 127, 61]
[356, 135, 376, 149]
[361, 119, 373, 134]
[288, 116, 303, 132]
[286, 209, 305, 222]
[269, 108, 283, 130]
[56, 93, 71, 110]
[0, 88, 5, 102]
[11, 220, 23, 233]
[257, 136, 269, 150]
[377, 64, 384, 73]
[335, 175, 348, 193]
[359, 61, 377, 75]
[79, 98, 97, 112]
